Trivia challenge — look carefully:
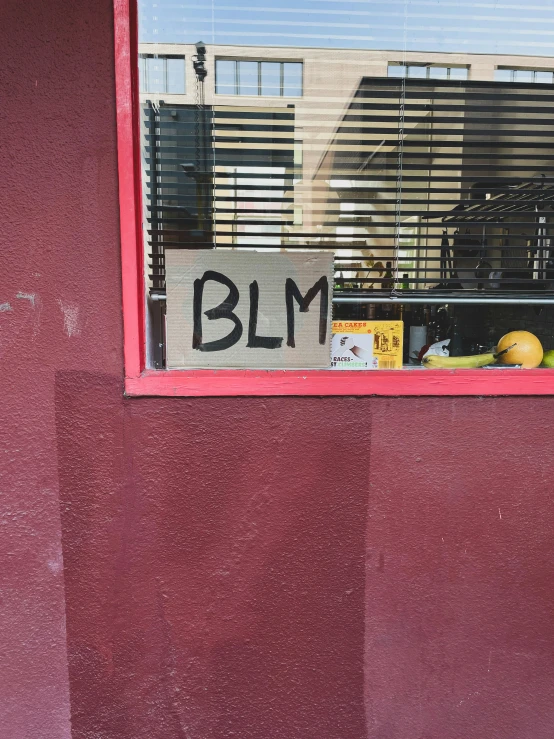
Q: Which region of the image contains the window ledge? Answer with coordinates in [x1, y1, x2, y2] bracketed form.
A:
[124, 368, 554, 397]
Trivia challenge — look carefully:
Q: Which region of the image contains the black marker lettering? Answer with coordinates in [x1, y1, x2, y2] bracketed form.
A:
[285, 276, 329, 348]
[246, 281, 283, 349]
[193, 270, 243, 351]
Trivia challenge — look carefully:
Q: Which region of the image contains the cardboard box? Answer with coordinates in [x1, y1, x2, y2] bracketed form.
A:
[331, 321, 403, 370]
[165, 250, 333, 369]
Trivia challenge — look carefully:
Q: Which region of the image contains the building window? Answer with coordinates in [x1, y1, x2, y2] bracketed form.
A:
[139, 55, 186, 94]
[388, 63, 468, 80]
[123, 2, 554, 395]
[495, 68, 554, 83]
[215, 60, 303, 97]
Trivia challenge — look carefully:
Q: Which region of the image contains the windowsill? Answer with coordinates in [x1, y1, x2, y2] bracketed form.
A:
[213, 94, 302, 99]
[124, 367, 554, 397]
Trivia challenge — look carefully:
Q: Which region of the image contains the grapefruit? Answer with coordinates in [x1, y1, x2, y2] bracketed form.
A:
[497, 331, 543, 368]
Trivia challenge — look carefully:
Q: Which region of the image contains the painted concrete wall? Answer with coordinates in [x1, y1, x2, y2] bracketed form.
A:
[3, 1, 554, 738]
[1, 0, 122, 736]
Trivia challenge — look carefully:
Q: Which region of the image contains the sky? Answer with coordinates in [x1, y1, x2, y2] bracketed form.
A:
[139, 0, 554, 56]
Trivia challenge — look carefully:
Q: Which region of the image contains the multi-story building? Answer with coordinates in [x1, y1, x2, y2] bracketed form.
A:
[139, 43, 554, 328]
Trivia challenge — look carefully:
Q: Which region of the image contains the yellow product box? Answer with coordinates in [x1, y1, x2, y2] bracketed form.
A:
[331, 321, 404, 370]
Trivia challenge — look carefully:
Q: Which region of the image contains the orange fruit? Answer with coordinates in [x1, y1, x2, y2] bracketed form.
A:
[497, 331, 543, 368]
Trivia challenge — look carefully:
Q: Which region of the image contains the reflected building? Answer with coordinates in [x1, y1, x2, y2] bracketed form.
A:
[139, 43, 554, 309]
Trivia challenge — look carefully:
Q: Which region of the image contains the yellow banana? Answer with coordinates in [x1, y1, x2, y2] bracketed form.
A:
[422, 353, 495, 369]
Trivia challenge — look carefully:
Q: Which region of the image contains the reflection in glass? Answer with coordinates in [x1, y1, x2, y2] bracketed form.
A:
[495, 68, 554, 84]
[283, 63, 302, 97]
[261, 62, 281, 96]
[138, 56, 146, 92]
[166, 57, 185, 93]
[514, 69, 534, 83]
[495, 69, 512, 82]
[139, 0, 554, 57]
[388, 64, 406, 78]
[145, 56, 164, 93]
[238, 61, 259, 95]
[138, 0, 554, 369]
[215, 60, 237, 94]
[449, 67, 468, 80]
[428, 67, 448, 80]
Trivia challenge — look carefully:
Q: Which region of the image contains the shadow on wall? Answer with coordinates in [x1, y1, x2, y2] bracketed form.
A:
[55, 371, 369, 739]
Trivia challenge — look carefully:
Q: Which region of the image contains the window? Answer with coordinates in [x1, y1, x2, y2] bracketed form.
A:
[215, 60, 303, 97]
[117, 1, 554, 395]
[388, 63, 469, 80]
[139, 55, 185, 93]
[495, 68, 554, 84]
[261, 62, 281, 96]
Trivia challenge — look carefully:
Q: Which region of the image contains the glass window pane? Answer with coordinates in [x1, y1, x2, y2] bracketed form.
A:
[495, 69, 512, 82]
[215, 60, 237, 94]
[514, 69, 534, 83]
[238, 61, 259, 95]
[146, 56, 165, 93]
[535, 71, 553, 84]
[261, 62, 281, 96]
[449, 67, 468, 80]
[388, 65, 406, 78]
[139, 56, 146, 92]
[283, 62, 302, 97]
[166, 57, 185, 93]
[429, 67, 448, 79]
[137, 0, 554, 372]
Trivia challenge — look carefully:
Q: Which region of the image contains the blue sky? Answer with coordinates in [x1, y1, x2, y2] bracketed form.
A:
[139, 1, 554, 56]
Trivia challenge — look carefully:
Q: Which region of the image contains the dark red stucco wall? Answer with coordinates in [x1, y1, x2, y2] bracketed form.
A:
[4, 1, 554, 738]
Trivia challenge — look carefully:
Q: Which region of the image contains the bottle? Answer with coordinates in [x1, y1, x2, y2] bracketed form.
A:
[427, 305, 439, 346]
[423, 305, 431, 339]
[382, 262, 394, 291]
[401, 302, 412, 364]
[381, 261, 394, 319]
[381, 301, 394, 320]
[436, 306, 450, 341]
[400, 274, 412, 358]
[408, 304, 427, 364]
[449, 315, 464, 356]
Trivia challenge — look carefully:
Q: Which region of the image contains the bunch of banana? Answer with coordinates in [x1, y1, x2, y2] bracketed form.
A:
[422, 343, 516, 369]
[422, 353, 494, 368]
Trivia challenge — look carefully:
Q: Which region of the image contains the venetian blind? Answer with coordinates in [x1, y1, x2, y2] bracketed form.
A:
[139, 0, 554, 305]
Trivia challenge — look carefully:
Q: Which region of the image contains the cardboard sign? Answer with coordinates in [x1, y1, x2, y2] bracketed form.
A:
[165, 250, 333, 368]
[331, 321, 404, 369]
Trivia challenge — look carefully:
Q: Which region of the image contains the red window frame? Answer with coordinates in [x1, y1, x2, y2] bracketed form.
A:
[113, 0, 554, 397]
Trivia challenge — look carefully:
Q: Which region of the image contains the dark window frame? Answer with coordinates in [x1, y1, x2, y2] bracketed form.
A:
[388, 62, 469, 81]
[495, 66, 554, 84]
[215, 59, 303, 97]
[139, 53, 186, 93]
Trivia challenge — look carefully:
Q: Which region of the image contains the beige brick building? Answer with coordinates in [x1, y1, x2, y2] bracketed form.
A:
[140, 43, 554, 292]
